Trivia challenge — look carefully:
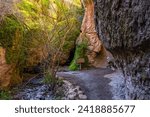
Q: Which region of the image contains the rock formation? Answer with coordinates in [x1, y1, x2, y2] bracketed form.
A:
[77, 0, 108, 68]
[0, 1, 15, 89]
[0, 47, 12, 89]
[94, 0, 150, 99]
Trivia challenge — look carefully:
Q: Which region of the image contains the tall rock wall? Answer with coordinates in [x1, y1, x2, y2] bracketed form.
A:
[94, 0, 150, 99]
[0, 47, 15, 89]
[77, 0, 109, 68]
[0, 0, 22, 89]
[0, 0, 13, 89]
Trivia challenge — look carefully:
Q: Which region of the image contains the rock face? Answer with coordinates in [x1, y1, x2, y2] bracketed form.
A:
[0, 1, 22, 89]
[77, 0, 108, 68]
[94, 0, 150, 99]
[0, 48, 12, 89]
[0, 1, 13, 89]
[0, 47, 22, 89]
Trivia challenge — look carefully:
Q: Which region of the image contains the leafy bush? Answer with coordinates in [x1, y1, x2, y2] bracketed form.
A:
[0, 14, 27, 84]
[0, 90, 12, 100]
[0, 0, 83, 89]
[69, 41, 88, 71]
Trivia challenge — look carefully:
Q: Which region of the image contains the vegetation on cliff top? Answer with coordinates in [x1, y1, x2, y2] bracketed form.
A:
[0, 0, 83, 90]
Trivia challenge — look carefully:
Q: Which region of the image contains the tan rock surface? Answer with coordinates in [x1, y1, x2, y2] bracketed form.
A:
[0, 47, 12, 89]
[0, 47, 21, 89]
[77, 0, 109, 67]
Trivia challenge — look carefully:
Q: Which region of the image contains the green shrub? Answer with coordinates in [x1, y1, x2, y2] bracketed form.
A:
[0, 15, 27, 75]
[0, 15, 23, 49]
[0, 0, 84, 89]
[0, 90, 12, 100]
[43, 72, 55, 84]
[69, 41, 88, 71]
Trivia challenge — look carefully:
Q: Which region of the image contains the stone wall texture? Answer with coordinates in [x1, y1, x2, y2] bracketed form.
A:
[78, 0, 109, 68]
[94, 0, 150, 99]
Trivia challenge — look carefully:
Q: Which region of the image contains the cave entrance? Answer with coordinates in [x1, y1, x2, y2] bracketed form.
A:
[65, 47, 76, 66]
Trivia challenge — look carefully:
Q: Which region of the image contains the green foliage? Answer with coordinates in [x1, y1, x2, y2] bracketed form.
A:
[43, 72, 55, 84]
[0, 15, 22, 48]
[43, 72, 64, 91]
[69, 41, 88, 71]
[18, 0, 37, 12]
[69, 62, 79, 71]
[17, 0, 83, 52]
[0, 0, 83, 89]
[0, 15, 27, 74]
[17, 0, 40, 28]
[0, 90, 12, 100]
[17, 0, 83, 74]
[41, 0, 50, 8]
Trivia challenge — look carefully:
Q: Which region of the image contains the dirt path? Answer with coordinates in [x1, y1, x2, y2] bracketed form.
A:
[57, 68, 115, 100]
[12, 67, 125, 100]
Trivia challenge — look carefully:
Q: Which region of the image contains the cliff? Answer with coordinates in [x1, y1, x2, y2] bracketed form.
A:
[76, 0, 109, 68]
[94, 0, 150, 99]
[0, 0, 20, 89]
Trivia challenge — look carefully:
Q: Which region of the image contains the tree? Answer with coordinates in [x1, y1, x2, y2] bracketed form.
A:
[16, 0, 83, 90]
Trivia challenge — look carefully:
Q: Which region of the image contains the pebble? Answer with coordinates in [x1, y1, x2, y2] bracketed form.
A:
[78, 91, 83, 95]
[63, 79, 88, 100]
[73, 86, 80, 92]
[67, 92, 77, 100]
[12, 76, 88, 100]
[78, 94, 87, 100]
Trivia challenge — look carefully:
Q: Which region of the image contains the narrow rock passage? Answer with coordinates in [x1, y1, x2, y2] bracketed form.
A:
[57, 68, 118, 100]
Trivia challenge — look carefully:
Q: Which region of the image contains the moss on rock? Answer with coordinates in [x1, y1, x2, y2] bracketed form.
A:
[69, 41, 88, 71]
[0, 15, 27, 86]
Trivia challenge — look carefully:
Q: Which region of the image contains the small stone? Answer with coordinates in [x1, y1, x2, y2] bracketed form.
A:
[76, 86, 80, 90]
[58, 76, 64, 80]
[63, 80, 72, 87]
[68, 92, 77, 100]
[78, 90, 83, 95]
[72, 88, 78, 92]
[73, 86, 80, 92]
[79, 94, 87, 100]
[68, 89, 74, 94]
[61, 97, 66, 100]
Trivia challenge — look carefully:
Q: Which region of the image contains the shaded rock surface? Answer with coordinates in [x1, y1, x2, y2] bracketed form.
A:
[104, 71, 125, 100]
[94, 0, 150, 99]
